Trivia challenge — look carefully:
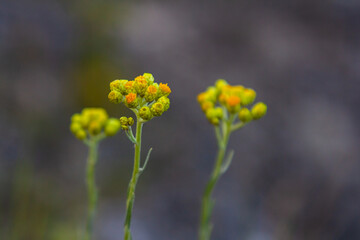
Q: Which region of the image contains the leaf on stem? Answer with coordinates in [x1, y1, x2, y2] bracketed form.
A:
[139, 148, 153, 173]
[220, 150, 234, 174]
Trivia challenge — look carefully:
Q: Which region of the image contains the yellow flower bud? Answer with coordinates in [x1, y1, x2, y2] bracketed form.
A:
[75, 129, 87, 140]
[104, 118, 121, 136]
[158, 83, 171, 97]
[108, 90, 123, 104]
[145, 84, 158, 102]
[151, 102, 165, 116]
[157, 96, 170, 111]
[70, 122, 82, 134]
[71, 113, 82, 123]
[117, 80, 129, 95]
[251, 102, 267, 120]
[134, 75, 149, 96]
[139, 106, 153, 121]
[88, 121, 102, 135]
[143, 73, 154, 84]
[125, 93, 138, 108]
[110, 80, 121, 91]
[201, 101, 214, 112]
[238, 108, 252, 122]
[241, 88, 256, 105]
[215, 79, 228, 91]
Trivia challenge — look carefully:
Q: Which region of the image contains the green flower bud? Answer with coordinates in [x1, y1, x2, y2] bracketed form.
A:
[238, 108, 252, 122]
[119, 117, 129, 129]
[139, 106, 153, 121]
[251, 102, 267, 120]
[127, 117, 134, 126]
[241, 89, 256, 105]
[151, 102, 165, 116]
[70, 122, 82, 134]
[108, 90, 123, 104]
[75, 129, 87, 140]
[143, 73, 154, 84]
[157, 96, 170, 111]
[104, 118, 121, 136]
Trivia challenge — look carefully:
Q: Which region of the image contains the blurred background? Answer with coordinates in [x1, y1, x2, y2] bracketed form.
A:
[1, 0, 360, 239]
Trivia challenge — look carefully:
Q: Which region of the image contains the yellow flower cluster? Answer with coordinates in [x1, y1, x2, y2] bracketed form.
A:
[70, 108, 121, 140]
[108, 73, 171, 121]
[198, 79, 267, 125]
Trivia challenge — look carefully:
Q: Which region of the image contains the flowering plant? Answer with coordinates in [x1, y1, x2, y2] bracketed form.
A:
[197, 79, 267, 240]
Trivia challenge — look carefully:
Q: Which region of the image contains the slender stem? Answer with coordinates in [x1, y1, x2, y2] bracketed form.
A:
[199, 118, 232, 240]
[84, 139, 99, 240]
[124, 115, 143, 240]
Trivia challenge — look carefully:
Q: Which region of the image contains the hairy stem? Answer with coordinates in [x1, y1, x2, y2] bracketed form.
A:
[84, 139, 98, 240]
[199, 119, 232, 240]
[124, 115, 143, 240]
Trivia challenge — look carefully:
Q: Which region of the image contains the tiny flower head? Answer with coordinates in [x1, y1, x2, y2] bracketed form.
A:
[125, 93, 138, 108]
[215, 79, 228, 91]
[110, 80, 121, 91]
[241, 88, 256, 106]
[104, 118, 121, 136]
[89, 121, 102, 135]
[124, 81, 136, 94]
[201, 101, 214, 112]
[145, 84, 158, 102]
[127, 117, 134, 126]
[108, 90, 123, 104]
[143, 73, 154, 84]
[75, 129, 87, 140]
[70, 122, 83, 134]
[157, 96, 170, 111]
[71, 113, 82, 123]
[158, 83, 171, 97]
[251, 102, 267, 120]
[238, 108, 252, 122]
[226, 95, 241, 113]
[139, 106, 153, 121]
[151, 102, 165, 116]
[134, 75, 149, 96]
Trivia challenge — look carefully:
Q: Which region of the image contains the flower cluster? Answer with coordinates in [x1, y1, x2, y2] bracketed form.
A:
[70, 108, 121, 140]
[197, 79, 267, 125]
[108, 73, 171, 121]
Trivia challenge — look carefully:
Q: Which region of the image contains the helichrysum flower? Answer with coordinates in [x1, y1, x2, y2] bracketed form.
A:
[197, 79, 267, 125]
[70, 108, 121, 139]
[108, 73, 171, 122]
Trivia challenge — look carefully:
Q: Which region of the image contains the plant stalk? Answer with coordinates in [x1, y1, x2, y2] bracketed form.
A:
[199, 119, 232, 240]
[84, 139, 99, 240]
[124, 115, 143, 240]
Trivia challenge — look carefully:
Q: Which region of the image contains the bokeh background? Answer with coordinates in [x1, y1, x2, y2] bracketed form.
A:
[1, 0, 360, 239]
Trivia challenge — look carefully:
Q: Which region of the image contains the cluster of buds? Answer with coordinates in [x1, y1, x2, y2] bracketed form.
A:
[108, 73, 171, 121]
[70, 108, 121, 140]
[119, 116, 134, 130]
[198, 79, 267, 125]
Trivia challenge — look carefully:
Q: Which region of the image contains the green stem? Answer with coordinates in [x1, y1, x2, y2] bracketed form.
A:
[84, 139, 99, 240]
[124, 115, 143, 240]
[199, 118, 232, 240]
